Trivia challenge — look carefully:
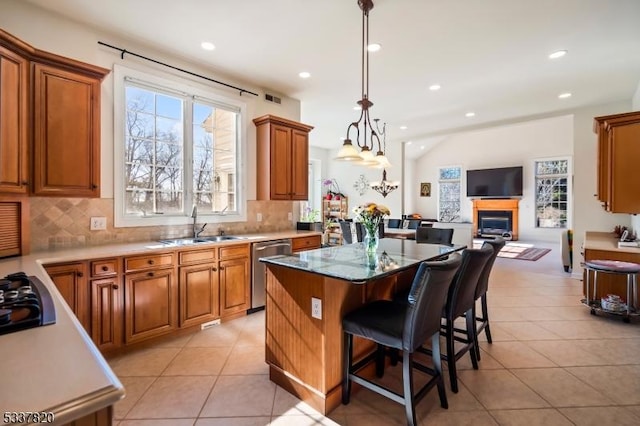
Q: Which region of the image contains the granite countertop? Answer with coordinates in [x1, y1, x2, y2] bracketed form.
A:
[261, 238, 464, 282]
[584, 231, 640, 254]
[0, 230, 320, 423]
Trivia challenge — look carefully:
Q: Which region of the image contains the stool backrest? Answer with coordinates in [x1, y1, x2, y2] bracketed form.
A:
[339, 221, 353, 244]
[446, 245, 494, 319]
[387, 218, 402, 228]
[403, 253, 462, 351]
[475, 237, 505, 299]
[415, 227, 454, 245]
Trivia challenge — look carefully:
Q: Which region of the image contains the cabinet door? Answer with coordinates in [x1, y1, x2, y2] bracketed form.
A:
[124, 268, 178, 344]
[609, 121, 640, 213]
[179, 263, 219, 328]
[91, 277, 123, 351]
[270, 124, 292, 200]
[32, 63, 101, 197]
[219, 257, 250, 317]
[45, 262, 90, 333]
[290, 129, 309, 200]
[0, 46, 28, 194]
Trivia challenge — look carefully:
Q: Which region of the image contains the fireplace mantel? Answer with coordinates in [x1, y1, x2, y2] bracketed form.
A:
[472, 199, 519, 240]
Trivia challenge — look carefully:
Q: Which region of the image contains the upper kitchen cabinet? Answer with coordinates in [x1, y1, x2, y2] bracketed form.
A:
[0, 29, 109, 198]
[0, 32, 29, 194]
[593, 111, 640, 213]
[32, 56, 109, 197]
[253, 114, 313, 200]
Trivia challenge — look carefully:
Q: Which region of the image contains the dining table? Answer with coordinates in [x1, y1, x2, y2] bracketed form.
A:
[383, 227, 417, 239]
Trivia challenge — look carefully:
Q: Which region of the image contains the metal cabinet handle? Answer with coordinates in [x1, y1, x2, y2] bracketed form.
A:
[102, 266, 109, 271]
[212, 267, 217, 272]
[147, 272, 154, 277]
[113, 285, 119, 290]
[148, 259, 155, 265]
[219, 266, 224, 271]
[77, 272, 84, 277]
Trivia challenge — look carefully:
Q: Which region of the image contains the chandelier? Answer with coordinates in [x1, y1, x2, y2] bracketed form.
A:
[370, 121, 399, 197]
[335, 0, 391, 168]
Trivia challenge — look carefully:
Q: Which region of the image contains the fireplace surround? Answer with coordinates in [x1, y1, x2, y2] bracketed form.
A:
[472, 199, 519, 240]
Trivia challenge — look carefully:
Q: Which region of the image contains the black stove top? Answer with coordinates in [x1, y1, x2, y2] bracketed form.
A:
[0, 272, 56, 336]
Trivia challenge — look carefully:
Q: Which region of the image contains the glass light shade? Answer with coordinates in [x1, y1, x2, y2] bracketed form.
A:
[373, 152, 391, 168]
[335, 140, 362, 161]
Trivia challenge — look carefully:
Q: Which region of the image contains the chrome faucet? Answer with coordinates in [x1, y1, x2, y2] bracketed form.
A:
[191, 205, 207, 238]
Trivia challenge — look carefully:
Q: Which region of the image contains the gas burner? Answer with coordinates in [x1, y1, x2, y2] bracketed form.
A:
[0, 273, 56, 336]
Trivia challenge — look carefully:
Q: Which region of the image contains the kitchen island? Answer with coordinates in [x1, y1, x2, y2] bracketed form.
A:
[261, 238, 464, 414]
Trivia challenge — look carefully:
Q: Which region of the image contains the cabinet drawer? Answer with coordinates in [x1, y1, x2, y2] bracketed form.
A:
[90, 258, 119, 277]
[219, 244, 250, 260]
[179, 248, 216, 265]
[125, 253, 174, 272]
[292, 235, 321, 252]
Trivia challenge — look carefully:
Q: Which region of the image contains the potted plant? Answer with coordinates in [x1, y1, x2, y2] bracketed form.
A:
[323, 178, 345, 200]
[296, 206, 323, 231]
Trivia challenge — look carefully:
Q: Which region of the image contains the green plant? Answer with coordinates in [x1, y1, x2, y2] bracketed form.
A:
[301, 206, 320, 222]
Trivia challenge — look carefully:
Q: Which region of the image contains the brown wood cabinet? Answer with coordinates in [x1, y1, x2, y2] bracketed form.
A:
[178, 248, 219, 328]
[44, 262, 90, 333]
[124, 253, 177, 344]
[254, 114, 313, 200]
[0, 43, 28, 194]
[219, 244, 250, 318]
[593, 111, 640, 213]
[0, 195, 29, 257]
[89, 258, 123, 352]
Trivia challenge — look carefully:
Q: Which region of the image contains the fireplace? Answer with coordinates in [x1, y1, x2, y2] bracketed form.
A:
[472, 199, 519, 240]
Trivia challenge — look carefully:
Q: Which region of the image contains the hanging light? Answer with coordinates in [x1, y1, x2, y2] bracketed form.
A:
[335, 0, 390, 168]
[370, 121, 399, 197]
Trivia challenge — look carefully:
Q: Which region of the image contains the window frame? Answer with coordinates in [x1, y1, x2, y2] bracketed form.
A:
[437, 165, 462, 222]
[113, 64, 247, 227]
[533, 156, 572, 229]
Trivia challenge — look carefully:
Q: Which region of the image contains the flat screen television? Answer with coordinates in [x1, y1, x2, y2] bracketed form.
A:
[466, 166, 523, 198]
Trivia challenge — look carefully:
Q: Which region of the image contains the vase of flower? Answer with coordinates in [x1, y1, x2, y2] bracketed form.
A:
[354, 202, 390, 254]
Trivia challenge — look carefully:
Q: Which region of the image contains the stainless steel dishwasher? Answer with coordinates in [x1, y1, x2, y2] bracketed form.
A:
[251, 239, 292, 310]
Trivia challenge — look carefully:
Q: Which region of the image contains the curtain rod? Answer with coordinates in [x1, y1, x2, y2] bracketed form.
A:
[98, 41, 259, 97]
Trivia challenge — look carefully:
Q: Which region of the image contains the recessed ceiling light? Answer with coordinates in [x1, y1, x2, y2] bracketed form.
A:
[298, 71, 311, 79]
[465, 112, 476, 118]
[201, 41, 215, 51]
[429, 84, 441, 91]
[549, 50, 567, 59]
[367, 43, 381, 52]
[558, 92, 572, 99]
[400, 125, 408, 130]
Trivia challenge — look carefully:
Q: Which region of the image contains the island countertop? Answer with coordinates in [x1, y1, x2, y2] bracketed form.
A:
[261, 238, 464, 282]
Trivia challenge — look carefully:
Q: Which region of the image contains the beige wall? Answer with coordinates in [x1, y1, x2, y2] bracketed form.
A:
[0, 1, 304, 250]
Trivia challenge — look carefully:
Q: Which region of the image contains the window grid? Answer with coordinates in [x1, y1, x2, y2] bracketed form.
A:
[535, 159, 569, 228]
[438, 166, 461, 222]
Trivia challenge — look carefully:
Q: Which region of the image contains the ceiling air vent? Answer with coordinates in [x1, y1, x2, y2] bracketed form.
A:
[265, 93, 281, 104]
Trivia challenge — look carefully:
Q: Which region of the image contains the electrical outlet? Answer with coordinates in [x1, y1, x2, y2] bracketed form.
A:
[257, 213, 263, 222]
[90, 217, 107, 230]
[288, 212, 293, 221]
[311, 297, 322, 320]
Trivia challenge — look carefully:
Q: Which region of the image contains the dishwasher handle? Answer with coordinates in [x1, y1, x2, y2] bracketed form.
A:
[255, 242, 292, 252]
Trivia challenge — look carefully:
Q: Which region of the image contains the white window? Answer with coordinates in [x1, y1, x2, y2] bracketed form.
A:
[438, 166, 461, 222]
[114, 66, 246, 227]
[535, 158, 570, 228]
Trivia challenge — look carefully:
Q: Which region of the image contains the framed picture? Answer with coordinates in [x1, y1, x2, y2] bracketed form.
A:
[420, 182, 431, 197]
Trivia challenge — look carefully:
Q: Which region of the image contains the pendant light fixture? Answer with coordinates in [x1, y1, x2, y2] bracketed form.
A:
[370, 121, 398, 197]
[335, 0, 391, 168]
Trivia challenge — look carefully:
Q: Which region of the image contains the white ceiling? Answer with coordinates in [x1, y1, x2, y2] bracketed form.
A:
[25, 0, 640, 159]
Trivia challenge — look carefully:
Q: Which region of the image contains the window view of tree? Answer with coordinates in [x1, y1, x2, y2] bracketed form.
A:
[124, 83, 238, 218]
[438, 167, 461, 222]
[535, 159, 569, 228]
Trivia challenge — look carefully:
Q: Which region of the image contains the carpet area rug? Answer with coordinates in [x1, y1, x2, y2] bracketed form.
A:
[473, 240, 551, 261]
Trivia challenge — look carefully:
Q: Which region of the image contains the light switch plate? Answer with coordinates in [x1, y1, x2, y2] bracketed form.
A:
[90, 217, 107, 230]
[311, 297, 322, 320]
[257, 213, 263, 222]
[288, 212, 293, 221]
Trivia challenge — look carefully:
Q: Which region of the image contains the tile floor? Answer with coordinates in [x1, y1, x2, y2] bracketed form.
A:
[108, 243, 640, 425]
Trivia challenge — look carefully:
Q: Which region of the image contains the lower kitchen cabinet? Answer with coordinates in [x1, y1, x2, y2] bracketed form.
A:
[124, 267, 178, 344]
[179, 263, 219, 327]
[219, 255, 250, 318]
[44, 262, 90, 333]
[91, 276, 123, 352]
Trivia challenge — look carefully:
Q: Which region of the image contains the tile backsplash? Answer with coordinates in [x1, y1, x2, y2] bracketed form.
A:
[29, 197, 300, 252]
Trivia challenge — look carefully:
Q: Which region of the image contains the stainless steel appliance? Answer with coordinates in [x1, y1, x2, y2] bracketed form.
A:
[0, 272, 56, 335]
[251, 239, 292, 310]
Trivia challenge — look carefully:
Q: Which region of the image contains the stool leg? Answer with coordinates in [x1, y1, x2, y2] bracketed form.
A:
[342, 333, 353, 404]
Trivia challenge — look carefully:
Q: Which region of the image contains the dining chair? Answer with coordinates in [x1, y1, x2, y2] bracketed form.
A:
[339, 221, 354, 244]
[354, 222, 385, 242]
[472, 237, 505, 359]
[387, 218, 402, 229]
[342, 254, 462, 426]
[419, 244, 493, 393]
[415, 227, 454, 245]
[404, 219, 422, 230]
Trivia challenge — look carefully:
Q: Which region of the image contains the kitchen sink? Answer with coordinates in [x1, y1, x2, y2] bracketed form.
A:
[158, 235, 244, 246]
